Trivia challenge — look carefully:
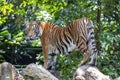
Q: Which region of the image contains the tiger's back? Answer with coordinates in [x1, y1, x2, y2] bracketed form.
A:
[48, 18, 97, 55]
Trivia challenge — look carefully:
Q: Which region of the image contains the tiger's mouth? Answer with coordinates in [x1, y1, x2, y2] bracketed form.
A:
[25, 36, 37, 41]
[29, 36, 36, 40]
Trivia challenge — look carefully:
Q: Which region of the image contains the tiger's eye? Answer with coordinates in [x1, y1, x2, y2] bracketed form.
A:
[32, 25, 36, 30]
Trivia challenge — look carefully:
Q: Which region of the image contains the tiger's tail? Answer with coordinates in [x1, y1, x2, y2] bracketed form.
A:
[87, 20, 98, 65]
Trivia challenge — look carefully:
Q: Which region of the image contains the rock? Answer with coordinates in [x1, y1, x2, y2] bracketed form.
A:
[114, 77, 120, 80]
[1, 62, 118, 80]
[73, 65, 112, 80]
[22, 63, 59, 80]
[0, 62, 24, 80]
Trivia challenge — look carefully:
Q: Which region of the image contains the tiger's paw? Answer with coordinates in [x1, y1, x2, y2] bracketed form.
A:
[89, 63, 96, 67]
[78, 63, 86, 67]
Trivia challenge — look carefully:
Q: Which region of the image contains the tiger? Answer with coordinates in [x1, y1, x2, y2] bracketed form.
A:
[25, 18, 98, 70]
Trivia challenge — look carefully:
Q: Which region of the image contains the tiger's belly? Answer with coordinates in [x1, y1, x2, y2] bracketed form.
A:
[49, 43, 77, 54]
[67, 43, 77, 53]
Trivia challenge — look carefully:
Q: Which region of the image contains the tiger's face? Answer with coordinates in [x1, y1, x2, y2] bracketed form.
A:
[25, 21, 42, 40]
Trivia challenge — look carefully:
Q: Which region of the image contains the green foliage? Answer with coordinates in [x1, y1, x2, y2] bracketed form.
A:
[98, 20, 120, 78]
[0, 0, 39, 63]
[56, 51, 83, 79]
[0, 0, 120, 79]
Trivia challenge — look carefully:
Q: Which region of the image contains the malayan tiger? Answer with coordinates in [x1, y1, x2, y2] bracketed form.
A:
[25, 18, 98, 70]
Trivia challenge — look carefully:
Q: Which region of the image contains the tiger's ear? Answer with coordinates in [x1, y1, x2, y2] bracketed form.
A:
[36, 20, 40, 25]
[24, 21, 29, 28]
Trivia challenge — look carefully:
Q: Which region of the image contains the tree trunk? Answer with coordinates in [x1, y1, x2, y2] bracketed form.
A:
[96, 0, 101, 53]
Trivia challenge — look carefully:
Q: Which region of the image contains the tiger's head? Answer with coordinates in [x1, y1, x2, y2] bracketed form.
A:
[25, 21, 43, 40]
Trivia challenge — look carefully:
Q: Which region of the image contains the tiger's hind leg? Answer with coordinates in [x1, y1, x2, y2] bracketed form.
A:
[79, 51, 90, 66]
[77, 40, 90, 66]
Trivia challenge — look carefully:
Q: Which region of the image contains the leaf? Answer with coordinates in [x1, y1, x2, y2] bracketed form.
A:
[2, 8, 6, 15]
[0, 30, 9, 36]
[105, 44, 109, 51]
[15, 37, 23, 41]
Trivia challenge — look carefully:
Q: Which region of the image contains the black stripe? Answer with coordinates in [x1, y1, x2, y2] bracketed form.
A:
[61, 46, 65, 54]
[49, 53, 56, 56]
[80, 21, 86, 37]
[81, 36, 87, 42]
[82, 48, 87, 53]
[56, 28, 61, 35]
[63, 32, 69, 51]
[51, 24, 56, 28]
[91, 36, 94, 39]
[78, 42, 83, 49]
[61, 40, 68, 53]
[92, 42, 95, 45]
[63, 31, 70, 44]
[56, 39, 62, 54]
[65, 35, 71, 44]
[59, 33, 67, 53]
[67, 26, 73, 37]
[56, 30, 62, 53]
[50, 22, 55, 26]
[93, 48, 97, 53]
[66, 33, 72, 42]
[94, 49, 98, 52]
[76, 36, 80, 45]
[93, 48, 97, 51]
[89, 27, 94, 30]
[86, 40, 89, 45]
[57, 47, 61, 53]
[80, 46, 87, 53]
[90, 32, 94, 35]
[56, 41, 61, 53]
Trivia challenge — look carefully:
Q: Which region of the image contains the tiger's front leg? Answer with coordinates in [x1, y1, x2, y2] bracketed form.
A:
[43, 44, 57, 70]
[43, 47, 48, 69]
[47, 53, 57, 70]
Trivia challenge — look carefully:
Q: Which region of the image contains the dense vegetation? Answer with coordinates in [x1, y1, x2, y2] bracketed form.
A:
[0, 0, 120, 79]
